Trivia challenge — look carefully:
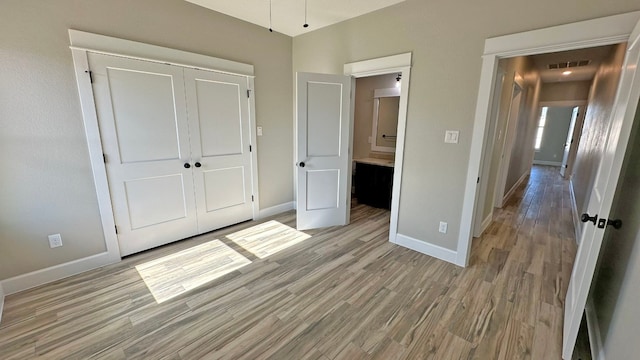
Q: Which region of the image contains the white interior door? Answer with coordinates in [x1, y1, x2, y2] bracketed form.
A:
[89, 53, 198, 256]
[184, 68, 254, 234]
[296, 72, 353, 230]
[560, 106, 579, 177]
[563, 21, 640, 359]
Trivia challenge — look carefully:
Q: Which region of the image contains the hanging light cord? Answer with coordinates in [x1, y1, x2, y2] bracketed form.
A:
[269, 0, 273, 32]
[303, 0, 309, 28]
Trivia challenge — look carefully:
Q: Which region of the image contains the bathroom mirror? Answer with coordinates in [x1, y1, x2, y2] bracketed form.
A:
[371, 88, 400, 152]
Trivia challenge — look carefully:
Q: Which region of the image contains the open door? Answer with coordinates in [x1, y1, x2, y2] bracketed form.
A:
[563, 21, 640, 359]
[560, 106, 579, 178]
[296, 72, 353, 230]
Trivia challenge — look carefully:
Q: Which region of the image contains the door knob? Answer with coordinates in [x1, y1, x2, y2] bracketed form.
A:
[194, 162, 202, 168]
[607, 219, 623, 229]
[581, 213, 598, 225]
[298, 161, 306, 168]
[184, 163, 191, 169]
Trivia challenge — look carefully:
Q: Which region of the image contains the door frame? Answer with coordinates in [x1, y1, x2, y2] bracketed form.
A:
[69, 30, 259, 262]
[459, 11, 640, 267]
[344, 52, 412, 243]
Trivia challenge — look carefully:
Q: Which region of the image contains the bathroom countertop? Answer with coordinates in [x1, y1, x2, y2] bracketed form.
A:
[353, 157, 395, 167]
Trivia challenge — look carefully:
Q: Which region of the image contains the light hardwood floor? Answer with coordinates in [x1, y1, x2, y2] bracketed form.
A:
[0, 166, 578, 359]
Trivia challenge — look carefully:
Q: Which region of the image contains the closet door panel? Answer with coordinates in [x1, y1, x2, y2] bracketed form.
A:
[185, 69, 254, 233]
[88, 53, 197, 256]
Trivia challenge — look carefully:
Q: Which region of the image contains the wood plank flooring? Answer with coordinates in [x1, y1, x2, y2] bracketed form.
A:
[0, 165, 578, 359]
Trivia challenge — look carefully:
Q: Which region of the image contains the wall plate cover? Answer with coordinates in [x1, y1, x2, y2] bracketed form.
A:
[444, 130, 459, 144]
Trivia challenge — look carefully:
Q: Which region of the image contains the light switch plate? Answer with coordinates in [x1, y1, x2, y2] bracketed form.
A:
[444, 130, 459, 144]
[257, 126, 263, 136]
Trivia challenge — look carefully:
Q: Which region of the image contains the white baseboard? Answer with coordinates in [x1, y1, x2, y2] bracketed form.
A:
[395, 233, 458, 265]
[586, 297, 605, 360]
[570, 179, 582, 244]
[257, 201, 295, 219]
[0, 282, 4, 324]
[532, 160, 562, 166]
[0, 251, 119, 296]
[502, 171, 529, 205]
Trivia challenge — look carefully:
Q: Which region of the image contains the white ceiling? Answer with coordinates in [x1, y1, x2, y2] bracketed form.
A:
[185, 0, 406, 37]
[531, 45, 616, 83]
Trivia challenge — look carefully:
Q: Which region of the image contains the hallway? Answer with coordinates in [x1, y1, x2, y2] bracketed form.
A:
[0, 167, 577, 359]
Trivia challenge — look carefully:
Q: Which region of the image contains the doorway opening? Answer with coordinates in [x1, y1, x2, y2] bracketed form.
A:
[350, 73, 401, 216]
[473, 44, 623, 238]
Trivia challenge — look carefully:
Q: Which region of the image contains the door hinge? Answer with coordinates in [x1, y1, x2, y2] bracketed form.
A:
[103, 154, 107, 163]
[247, 89, 251, 98]
[477, 177, 480, 184]
[114, 225, 118, 234]
[85, 70, 93, 83]
[249, 145, 252, 152]
[251, 195, 254, 202]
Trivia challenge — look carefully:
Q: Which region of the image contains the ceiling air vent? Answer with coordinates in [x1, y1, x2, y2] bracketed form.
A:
[548, 60, 591, 70]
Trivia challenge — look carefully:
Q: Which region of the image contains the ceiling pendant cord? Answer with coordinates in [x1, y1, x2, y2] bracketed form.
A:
[269, 0, 273, 32]
[303, 0, 309, 28]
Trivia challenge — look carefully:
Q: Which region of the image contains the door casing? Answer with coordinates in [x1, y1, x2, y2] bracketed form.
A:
[462, 12, 640, 268]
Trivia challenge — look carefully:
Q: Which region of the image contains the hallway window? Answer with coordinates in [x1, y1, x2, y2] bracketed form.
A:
[534, 106, 548, 150]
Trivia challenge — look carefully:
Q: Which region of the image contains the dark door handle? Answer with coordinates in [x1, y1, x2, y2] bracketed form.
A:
[581, 213, 598, 225]
[607, 219, 623, 229]
[194, 162, 202, 168]
[298, 161, 306, 168]
[184, 163, 191, 169]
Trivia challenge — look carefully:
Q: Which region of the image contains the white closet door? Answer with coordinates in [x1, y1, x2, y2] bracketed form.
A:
[184, 68, 254, 233]
[88, 53, 198, 256]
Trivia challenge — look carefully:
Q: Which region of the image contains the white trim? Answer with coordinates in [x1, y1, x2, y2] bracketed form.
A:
[343, 53, 411, 77]
[570, 179, 582, 244]
[0, 282, 4, 324]
[0, 252, 115, 296]
[344, 52, 412, 246]
[459, 11, 640, 268]
[532, 160, 562, 166]
[586, 297, 605, 360]
[502, 171, 529, 205]
[248, 77, 261, 220]
[373, 88, 400, 98]
[395, 234, 458, 264]
[70, 48, 122, 263]
[371, 87, 400, 153]
[68, 30, 254, 77]
[258, 201, 295, 219]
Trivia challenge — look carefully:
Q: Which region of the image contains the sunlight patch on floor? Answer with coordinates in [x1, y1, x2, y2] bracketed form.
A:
[135, 239, 251, 303]
[226, 220, 311, 259]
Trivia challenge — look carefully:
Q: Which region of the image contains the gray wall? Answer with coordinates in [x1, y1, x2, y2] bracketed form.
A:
[505, 77, 541, 197]
[353, 74, 398, 160]
[539, 81, 592, 102]
[533, 107, 574, 164]
[0, 0, 293, 279]
[590, 95, 640, 359]
[573, 44, 627, 215]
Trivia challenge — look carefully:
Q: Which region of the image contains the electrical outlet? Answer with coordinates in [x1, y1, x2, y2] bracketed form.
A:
[48, 233, 63, 248]
[257, 126, 263, 136]
[439, 221, 448, 234]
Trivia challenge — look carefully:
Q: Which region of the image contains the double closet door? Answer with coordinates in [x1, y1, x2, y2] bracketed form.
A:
[89, 53, 254, 256]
